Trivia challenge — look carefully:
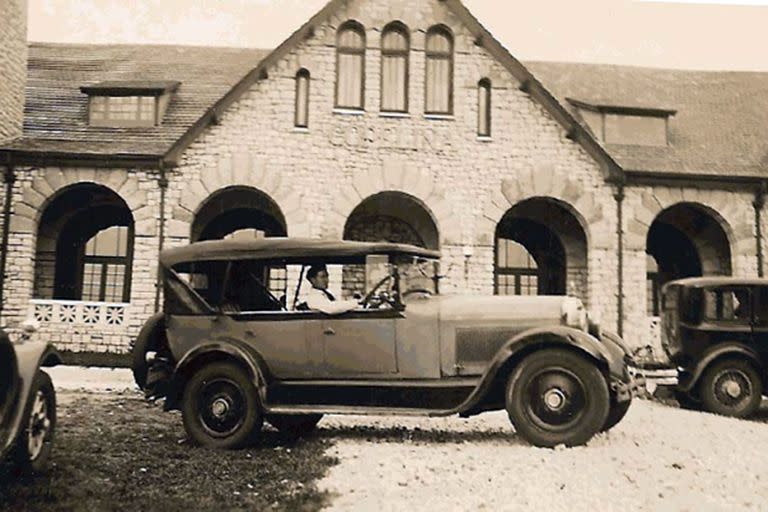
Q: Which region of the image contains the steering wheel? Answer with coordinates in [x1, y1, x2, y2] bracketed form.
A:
[402, 288, 433, 299]
[361, 274, 395, 309]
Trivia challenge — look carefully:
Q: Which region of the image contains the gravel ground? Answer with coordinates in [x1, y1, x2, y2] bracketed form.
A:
[316, 399, 768, 512]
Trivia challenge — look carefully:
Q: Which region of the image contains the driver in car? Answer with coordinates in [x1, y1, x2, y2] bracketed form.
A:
[306, 264, 361, 315]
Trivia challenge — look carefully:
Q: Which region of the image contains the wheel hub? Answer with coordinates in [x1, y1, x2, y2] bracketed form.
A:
[211, 398, 231, 418]
[543, 389, 567, 411]
[723, 380, 743, 399]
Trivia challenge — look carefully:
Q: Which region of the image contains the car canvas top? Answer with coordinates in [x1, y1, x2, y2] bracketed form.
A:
[159, 237, 441, 268]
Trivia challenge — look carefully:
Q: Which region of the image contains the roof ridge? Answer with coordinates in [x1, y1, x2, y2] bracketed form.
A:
[525, 59, 768, 76]
[28, 41, 273, 52]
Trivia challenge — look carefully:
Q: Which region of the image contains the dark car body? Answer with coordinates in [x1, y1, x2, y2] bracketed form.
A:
[134, 238, 642, 448]
[662, 277, 768, 417]
[0, 326, 60, 472]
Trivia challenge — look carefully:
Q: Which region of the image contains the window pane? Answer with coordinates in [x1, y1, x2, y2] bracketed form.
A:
[338, 27, 364, 49]
[338, 53, 364, 108]
[104, 264, 126, 302]
[478, 81, 491, 136]
[138, 97, 155, 122]
[426, 31, 451, 54]
[108, 96, 139, 121]
[90, 96, 107, 121]
[382, 29, 407, 51]
[86, 226, 128, 257]
[381, 54, 407, 111]
[82, 263, 102, 302]
[295, 71, 310, 127]
[426, 57, 451, 113]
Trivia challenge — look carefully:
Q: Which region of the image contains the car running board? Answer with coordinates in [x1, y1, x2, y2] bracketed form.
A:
[264, 404, 467, 418]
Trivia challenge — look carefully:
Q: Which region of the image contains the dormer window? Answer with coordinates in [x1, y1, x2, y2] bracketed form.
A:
[568, 98, 676, 147]
[81, 81, 180, 127]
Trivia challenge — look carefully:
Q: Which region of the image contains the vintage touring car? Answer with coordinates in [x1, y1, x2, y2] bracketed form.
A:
[1, 322, 60, 473]
[133, 238, 642, 448]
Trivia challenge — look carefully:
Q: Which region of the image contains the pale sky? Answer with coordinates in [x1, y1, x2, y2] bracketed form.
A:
[27, 0, 768, 71]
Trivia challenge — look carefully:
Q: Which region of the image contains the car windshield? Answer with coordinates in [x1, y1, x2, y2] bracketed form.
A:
[394, 256, 440, 296]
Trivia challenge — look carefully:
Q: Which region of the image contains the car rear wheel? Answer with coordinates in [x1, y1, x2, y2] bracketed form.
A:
[673, 390, 701, 410]
[181, 362, 263, 449]
[506, 349, 610, 447]
[699, 358, 762, 418]
[13, 370, 56, 474]
[266, 414, 323, 437]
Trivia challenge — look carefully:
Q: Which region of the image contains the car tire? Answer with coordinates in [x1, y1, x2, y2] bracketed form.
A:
[673, 390, 701, 410]
[131, 315, 165, 390]
[13, 370, 56, 474]
[699, 358, 763, 418]
[181, 362, 263, 449]
[506, 349, 610, 448]
[266, 414, 323, 436]
[601, 398, 631, 432]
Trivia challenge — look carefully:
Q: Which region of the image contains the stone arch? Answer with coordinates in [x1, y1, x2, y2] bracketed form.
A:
[495, 197, 589, 300]
[326, 157, 460, 244]
[171, 153, 310, 239]
[627, 188, 751, 260]
[478, 165, 607, 248]
[191, 186, 287, 242]
[343, 191, 440, 250]
[15, 168, 150, 235]
[33, 182, 135, 302]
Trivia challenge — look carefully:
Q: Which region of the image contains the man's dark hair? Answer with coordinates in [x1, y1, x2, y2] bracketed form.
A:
[306, 264, 327, 281]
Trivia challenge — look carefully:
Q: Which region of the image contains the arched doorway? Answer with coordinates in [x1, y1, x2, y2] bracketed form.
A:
[34, 184, 134, 303]
[192, 187, 288, 298]
[646, 203, 731, 315]
[495, 198, 588, 300]
[191, 186, 287, 243]
[343, 191, 440, 250]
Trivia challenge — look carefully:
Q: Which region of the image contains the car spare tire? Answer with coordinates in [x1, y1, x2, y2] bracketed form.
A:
[131, 313, 166, 390]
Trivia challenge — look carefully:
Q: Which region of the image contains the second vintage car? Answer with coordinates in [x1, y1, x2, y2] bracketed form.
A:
[133, 238, 642, 448]
[662, 277, 768, 418]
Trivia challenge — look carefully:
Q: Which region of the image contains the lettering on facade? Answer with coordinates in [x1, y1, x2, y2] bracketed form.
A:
[330, 123, 453, 151]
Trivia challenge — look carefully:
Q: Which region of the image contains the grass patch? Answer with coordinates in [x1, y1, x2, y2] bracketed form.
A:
[0, 392, 338, 511]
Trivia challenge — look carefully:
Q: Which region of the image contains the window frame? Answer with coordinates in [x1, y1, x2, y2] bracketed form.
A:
[294, 69, 311, 128]
[494, 237, 539, 296]
[88, 95, 158, 127]
[380, 22, 410, 114]
[335, 21, 367, 111]
[478, 78, 492, 137]
[79, 224, 134, 303]
[424, 25, 455, 116]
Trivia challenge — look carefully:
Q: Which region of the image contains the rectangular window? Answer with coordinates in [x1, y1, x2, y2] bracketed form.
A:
[478, 80, 491, 136]
[337, 53, 364, 109]
[295, 70, 310, 128]
[426, 58, 451, 114]
[604, 114, 667, 146]
[381, 54, 408, 112]
[88, 95, 158, 127]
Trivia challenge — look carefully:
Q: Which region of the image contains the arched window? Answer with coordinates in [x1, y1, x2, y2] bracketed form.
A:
[425, 26, 454, 115]
[295, 69, 310, 128]
[478, 79, 491, 137]
[380, 22, 409, 112]
[336, 21, 366, 110]
[81, 225, 133, 303]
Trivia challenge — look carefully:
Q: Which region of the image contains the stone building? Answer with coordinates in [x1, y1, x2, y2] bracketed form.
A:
[1, 0, 767, 361]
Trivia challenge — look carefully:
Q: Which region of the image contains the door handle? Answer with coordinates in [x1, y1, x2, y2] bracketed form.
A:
[323, 327, 336, 336]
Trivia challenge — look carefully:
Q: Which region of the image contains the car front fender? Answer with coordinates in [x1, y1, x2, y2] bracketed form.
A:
[168, 339, 270, 409]
[2, 341, 60, 456]
[457, 326, 626, 416]
[678, 343, 763, 392]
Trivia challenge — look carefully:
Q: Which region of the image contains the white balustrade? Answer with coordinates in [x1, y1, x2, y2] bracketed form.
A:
[29, 299, 130, 328]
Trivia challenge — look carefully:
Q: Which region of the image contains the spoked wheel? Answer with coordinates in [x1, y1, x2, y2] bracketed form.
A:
[182, 362, 263, 449]
[700, 359, 762, 418]
[266, 414, 323, 437]
[506, 349, 609, 447]
[14, 371, 56, 473]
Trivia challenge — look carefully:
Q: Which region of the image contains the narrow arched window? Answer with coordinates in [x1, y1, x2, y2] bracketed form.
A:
[336, 21, 366, 109]
[381, 22, 409, 112]
[425, 26, 454, 115]
[295, 69, 310, 128]
[478, 79, 491, 136]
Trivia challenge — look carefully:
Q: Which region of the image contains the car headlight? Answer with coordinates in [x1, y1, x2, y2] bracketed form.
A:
[561, 298, 588, 332]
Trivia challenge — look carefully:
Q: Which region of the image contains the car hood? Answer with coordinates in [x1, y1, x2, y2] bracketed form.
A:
[433, 295, 568, 324]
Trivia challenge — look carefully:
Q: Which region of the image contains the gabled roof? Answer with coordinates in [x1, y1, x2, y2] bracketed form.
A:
[0, 43, 269, 165]
[528, 61, 768, 179]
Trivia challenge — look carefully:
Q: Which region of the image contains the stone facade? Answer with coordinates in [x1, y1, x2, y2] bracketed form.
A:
[0, 0, 27, 142]
[0, 0, 764, 357]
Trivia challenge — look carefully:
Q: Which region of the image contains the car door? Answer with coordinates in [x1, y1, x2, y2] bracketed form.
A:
[750, 286, 768, 364]
[320, 309, 398, 376]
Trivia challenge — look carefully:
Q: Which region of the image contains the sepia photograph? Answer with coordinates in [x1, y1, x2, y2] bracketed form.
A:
[1, 0, 768, 510]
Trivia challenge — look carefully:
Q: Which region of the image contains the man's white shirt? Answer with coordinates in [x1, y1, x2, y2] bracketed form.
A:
[306, 287, 360, 315]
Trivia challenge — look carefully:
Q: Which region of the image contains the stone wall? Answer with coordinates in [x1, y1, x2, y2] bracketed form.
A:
[0, 0, 27, 142]
[169, 0, 620, 332]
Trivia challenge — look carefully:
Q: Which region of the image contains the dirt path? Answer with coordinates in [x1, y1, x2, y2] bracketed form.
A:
[317, 400, 768, 511]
